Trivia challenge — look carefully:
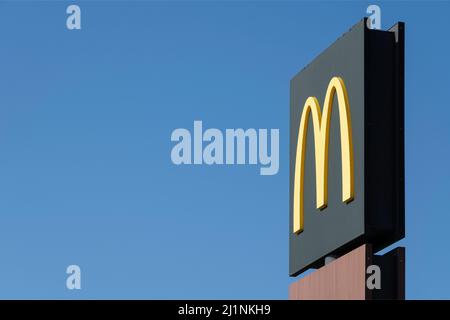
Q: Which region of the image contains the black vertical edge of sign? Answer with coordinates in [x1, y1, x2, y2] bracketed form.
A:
[392, 22, 406, 244]
[364, 20, 405, 251]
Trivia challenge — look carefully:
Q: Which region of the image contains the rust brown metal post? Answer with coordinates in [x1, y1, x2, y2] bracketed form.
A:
[289, 244, 405, 300]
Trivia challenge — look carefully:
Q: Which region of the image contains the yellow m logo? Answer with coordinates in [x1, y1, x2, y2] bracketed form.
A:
[293, 77, 354, 234]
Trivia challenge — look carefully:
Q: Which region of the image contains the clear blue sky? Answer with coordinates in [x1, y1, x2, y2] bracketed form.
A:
[0, 0, 449, 299]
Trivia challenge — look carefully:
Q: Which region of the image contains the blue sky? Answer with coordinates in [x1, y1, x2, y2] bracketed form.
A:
[0, 0, 449, 299]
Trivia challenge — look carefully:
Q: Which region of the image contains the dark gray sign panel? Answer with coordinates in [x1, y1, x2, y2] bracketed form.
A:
[289, 19, 404, 276]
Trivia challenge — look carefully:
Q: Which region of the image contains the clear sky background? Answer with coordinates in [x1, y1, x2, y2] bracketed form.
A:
[0, 0, 449, 299]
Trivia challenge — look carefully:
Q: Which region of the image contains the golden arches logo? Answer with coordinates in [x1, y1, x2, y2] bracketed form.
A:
[293, 76, 354, 234]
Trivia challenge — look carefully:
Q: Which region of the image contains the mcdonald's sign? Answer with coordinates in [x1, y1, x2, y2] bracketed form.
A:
[290, 19, 405, 276]
[293, 76, 354, 235]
